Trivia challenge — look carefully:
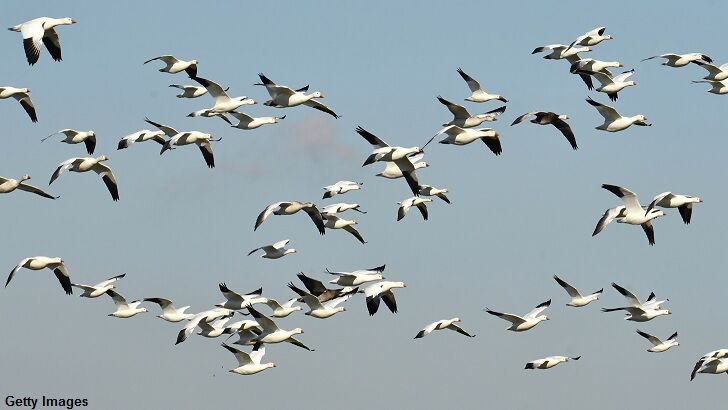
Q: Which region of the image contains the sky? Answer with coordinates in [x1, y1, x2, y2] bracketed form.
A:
[1, 1, 727, 409]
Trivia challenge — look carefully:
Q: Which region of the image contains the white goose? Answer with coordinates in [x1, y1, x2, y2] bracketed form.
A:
[197, 317, 231, 338]
[646, 192, 702, 224]
[484, 299, 551, 332]
[9, 17, 76, 65]
[143, 297, 194, 322]
[636, 330, 679, 353]
[117, 130, 166, 150]
[246, 306, 306, 346]
[49, 155, 119, 201]
[641, 53, 712, 67]
[436, 125, 502, 156]
[216, 283, 268, 310]
[144, 118, 219, 168]
[571, 26, 613, 46]
[323, 181, 363, 199]
[570, 58, 623, 89]
[42, 129, 96, 154]
[0, 87, 37, 122]
[287, 283, 351, 319]
[418, 185, 450, 204]
[414, 318, 475, 339]
[189, 76, 256, 114]
[437, 95, 506, 127]
[525, 356, 580, 370]
[320, 202, 367, 216]
[0, 175, 58, 199]
[106, 290, 147, 318]
[594, 184, 665, 245]
[695, 358, 728, 378]
[6, 256, 71, 295]
[169, 84, 207, 98]
[601, 282, 671, 322]
[376, 154, 429, 180]
[456, 68, 507, 103]
[691, 60, 728, 81]
[176, 308, 234, 344]
[586, 97, 651, 132]
[397, 196, 431, 221]
[256, 73, 339, 118]
[230, 112, 285, 130]
[71, 273, 125, 298]
[511, 112, 577, 150]
[692, 79, 728, 94]
[254, 201, 325, 235]
[247, 239, 296, 259]
[263, 298, 302, 318]
[691, 350, 728, 380]
[587, 70, 637, 101]
[532, 44, 591, 60]
[221, 343, 275, 375]
[322, 214, 366, 244]
[326, 264, 385, 286]
[364, 281, 406, 315]
[553, 275, 602, 307]
[143, 55, 198, 76]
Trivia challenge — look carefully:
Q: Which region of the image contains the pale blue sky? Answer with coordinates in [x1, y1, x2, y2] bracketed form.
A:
[1, 1, 727, 409]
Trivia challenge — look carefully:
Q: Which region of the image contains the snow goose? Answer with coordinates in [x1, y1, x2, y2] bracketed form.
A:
[694, 358, 728, 378]
[145, 117, 219, 168]
[418, 185, 450, 204]
[143, 297, 194, 322]
[216, 283, 268, 310]
[323, 181, 363, 199]
[321, 202, 367, 216]
[484, 299, 550, 332]
[246, 306, 307, 346]
[356, 126, 432, 195]
[636, 330, 679, 353]
[601, 282, 671, 322]
[641, 53, 712, 67]
[222, 343, 275, 375]
[263, 298, 302, 318]
[189, 76, 256, 114]
[197, 317, 231, 338]
[532, 44, 591, 60]
[553, 275, 602, 307]
[595, 184, 665, 245]
[117, 130, 166, 150]
[397, 196, 431, 221]
[586, 97, 650, 132]
[525, 356, 580, 370]
[0, 175, 58, 199]
[247, 239, 296, 259]
[437, 95, 505, 128]
[584, 69, 637, 101]
[6, 256, 71, 295]
[176, 308, 234, 344]
[456, 68, 507, 103]
[255, 73, 339, 118]
[436, 125, 502, 155]
[105, 290, 147, 318]
[376, 154, 429, 180]
[287, 283, 351, 319]
[646, 192, 702, 224]
[254, 201, 325, 234]
[169, 84, 207, 98]
[143, 55, 198, 77]
[691, 60, 728, 81]
[571, 27, 613, 47]
[230, 112, 285, 130]
[414, 318, 475, 339]
[511, 112, 577, 150]
[49, 155, 119, 201]
[691, 349, 728, 380]
[570, 58, 623, 90]
[0, 87, 37, 122]
[322, 214, 366, 244]
[186, 109, 234, 125]
[42, 129, 96, 154]
[692, 79, 728, 94]
[8, 17, 76, 65]
[71, 273, 125, 298]
[294, 272, 359, 303]
[364, 281, 406, 316]
[326, 264, 385, 286]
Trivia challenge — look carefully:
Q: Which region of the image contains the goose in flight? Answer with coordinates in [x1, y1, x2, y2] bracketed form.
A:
[601, 282, 671, 322]
[484, 299, 551, 332]
[0, 175, 58, 199]
[511, 112, 577, 150]
[287, 283, 351, 319]
[216, 283, 268, 310]
[246, 306, 309, 348]
[176, 308, 234, 344]
[6, 256, 71, 295]
[691, 79, 728, 94]
[641, 53, 712, 67]
[263, 298, 302, 318]
[117, 130, 166, 150]
[49, 155, 119, 201]
[646, 192, 702, 224]
[694, 358, 728, 379]
[414, 318, 475, 339]
[356, 126, 432, 195]
[229, 112, 285, 130]
[144, 118, 219, 168]
[525, 356, 580, 370]
[586, 97, 651, 132]
[221, 343, 275, 375]
[364, 281, 406, 316]
[553, 275, 602, 307]
[456, 68, 507, 103]
[9, 17, 76, 65]
[294, 272, 359, 303]
[376, 154, 429, 180]
[71, 273, 125, 298]
[571, 26, 613, 47]
[636, 330, 679, 353]
[691, 60, 728, 81]
[533, 43, 591, 60]
[106, 290, 147, 318]
[584, 69, 637, 101]
[143, 297, 194, 322]
[247, 239, 296, 259]
[169, 84, 207, 98]
[397, 196, 431, 221]
[0, 87, 37, 122]
[255, 73, 339, 118]
[321, 203, 367, 216]
[322, 214, 366, 244]
[594, 184, 665, 245]
[143, 55, 198, 77]
[42, 129, 96, 154]
[418, 185, 450, 204]
[197, 317, 232, 338]
[691, 350, 728, 380]
[326, 264, 385, 286]
[437, 95, 506, 128]
[436, 125, 502, 155]
[254, 201, 325, 235]
[570, 58, 623, 90]
[323, 181, 363, 199]
[189, 76, 256, 114]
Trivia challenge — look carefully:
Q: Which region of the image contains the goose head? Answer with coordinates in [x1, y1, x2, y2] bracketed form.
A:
[291, 327, 304, 335]
[273, 115, 286, 123]
[21, 175, 31, 181]
[284, 249, 297, 256]
[633, 115, 651, 126]
[310, 91, 324, 98]
[265, 363, 276, 369]
[97, 155, 110, 162]
[414, 162, 429, 170]
[60, 18, 76, 26]
[558, 114, 569, 120]
[190, 60, 199, 66]
[648, 209, 666, 220]
[537, 315, 549, 322]
[604, 35, 614, 41]
[452, 317, 461, 323]
[238, 97, 256, 105]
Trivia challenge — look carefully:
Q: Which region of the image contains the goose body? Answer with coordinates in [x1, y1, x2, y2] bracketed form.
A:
[263, 298, 302, 318]
[636, 330, 679, 353]
[692, 79, 728, 94]
[254, 201, 325, 234]
[117, 130, 166, 150]
[0, 87, 37, 122]
[323, 181, 363, 199]
[418, 185, 450, 204]
[646, 192, 702, 224]
[484, 299, 551, 332]
[230, 112, 284, 130]
[595, 184, 665, 245]
[397, 196, 431, 221]
[641, 53, 712, 67]
[42, 129, 96, 154]
[216, 283, 268, 310]
[553, 275, 602, 307]
[437, 95, 505, 127]
[436, 125, 502, 155]
[71, 273, 125, 298]
[143, 55, 198, 76]
[511, 112, 577, 150]
[532, 44, 591, 60]
[247, 306, 305, 344]
[169, 84, 207, 98]
[322, 214, 366, 244]
[190, 76, 256, 114]
[247, 239, 296, 259]
[256, 73, 339, 118]
[588, 70, 637, 101]
[6, 256, 71, 295]
[321, 202, 367, 216]
[145, 118, 218, 168]
[106, 290, 147, 318]
[327, 264, 385, 286]
[586, 97, 650, 132]
[222, 343, 275, 375]
[9, 17, 76, 65]
[376, 154, 429, 179]
[525, 356, 580, 370]
[456, 68, 507, 103]
[691, 350, 728, 380]
[601, 282, 671, 322]
[364, 281, 406, 316]
[176, 308, 234, 344]
[143, 297, 194, 322]
[0, 175, 57, 199]
[414, 318, 475, 339]
[691, 60, 728, 81]
[572, 26, 613, 46]
[49, 155, 119, 201]
[287, 283, 351, 319]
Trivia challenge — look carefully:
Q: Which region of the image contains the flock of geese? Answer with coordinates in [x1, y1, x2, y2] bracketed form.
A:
[2, 17, 724, 380]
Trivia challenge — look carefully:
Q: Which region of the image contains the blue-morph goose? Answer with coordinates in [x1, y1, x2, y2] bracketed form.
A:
[254, 201, 325, 235]
[49, 155, 119, 201]
[255, 73, 339, 118]
[0, 175, 57, 199]
[294, 272, 359, 303]
[9, 17, 76, 65]
[414, 318, 475, 339]
[6, 256, 71, 295]
[42, 129, 96, 154]
[0, 87, 37, 122]
[71, 273, 125, 298]
[143, 55, 198, 77]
